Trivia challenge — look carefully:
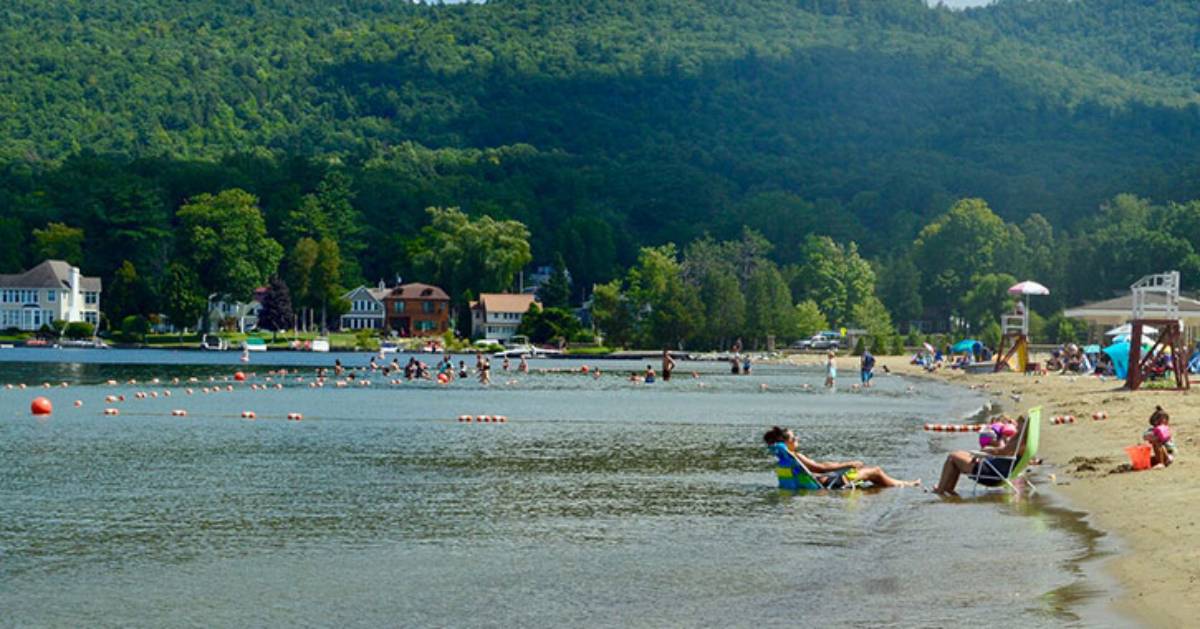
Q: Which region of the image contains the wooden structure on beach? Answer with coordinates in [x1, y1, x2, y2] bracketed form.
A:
[1125, 272, 1189, 391]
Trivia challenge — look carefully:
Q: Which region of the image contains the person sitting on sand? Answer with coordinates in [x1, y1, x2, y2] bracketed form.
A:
[763, 426, 920, 489]
[932, 415, 1027, 496]
[1145, 406, 1175, 468]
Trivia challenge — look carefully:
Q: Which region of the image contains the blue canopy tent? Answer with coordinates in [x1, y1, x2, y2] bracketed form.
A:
[1104, 341, 1154, 380]
[952, 339, 982, 354]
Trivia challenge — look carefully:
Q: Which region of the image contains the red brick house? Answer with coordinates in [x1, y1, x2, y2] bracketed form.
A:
[383, 283, 451, 336]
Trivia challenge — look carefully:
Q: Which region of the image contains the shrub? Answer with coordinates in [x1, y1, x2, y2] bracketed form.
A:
[121, 315, 150, 342]
[64, 322, 95, 339]
[890, 335, 905, 356]
[852, 336, 866, 356]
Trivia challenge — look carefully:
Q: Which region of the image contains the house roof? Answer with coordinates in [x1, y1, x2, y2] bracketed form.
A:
[474, 293, 539, 313]
[0, 260, 101, 291]
[387, 282, 450, 301]
[1064, 293, 1200, 324]
[344, 285, 389, 303]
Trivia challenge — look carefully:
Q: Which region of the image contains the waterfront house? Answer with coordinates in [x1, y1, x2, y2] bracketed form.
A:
[339, 281, 390, 330]
[383, 282, 451, 336]
[0, 260, 101, 331]
[207, 287, 267, 333]
[471, 293, 539, 342]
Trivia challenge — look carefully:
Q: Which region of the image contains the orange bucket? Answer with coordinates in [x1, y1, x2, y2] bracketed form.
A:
[1124, 444, 1152, 471]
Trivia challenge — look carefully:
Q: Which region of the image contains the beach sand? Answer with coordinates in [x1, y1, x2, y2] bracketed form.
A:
[854, 354, 1198, 627]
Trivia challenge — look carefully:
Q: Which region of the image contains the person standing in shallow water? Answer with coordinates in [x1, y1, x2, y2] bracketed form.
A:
[824, 351, 837, 389]
[662, 349, 676, 382]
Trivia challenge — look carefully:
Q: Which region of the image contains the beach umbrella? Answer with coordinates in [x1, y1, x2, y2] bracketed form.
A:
[951, 339, 980, 354]
[1103, 340, 1154, 380]
[1105, 323, 1157, 337]
[1082, 344, 1100, 354]
[1007, 280, 1050, 296]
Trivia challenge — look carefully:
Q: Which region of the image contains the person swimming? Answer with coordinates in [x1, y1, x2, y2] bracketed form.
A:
[644, 364, 656, 383]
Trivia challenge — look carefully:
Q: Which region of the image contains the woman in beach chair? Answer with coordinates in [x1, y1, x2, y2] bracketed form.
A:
[764, 426, 920, 490]
[931, 412, 1038, 496]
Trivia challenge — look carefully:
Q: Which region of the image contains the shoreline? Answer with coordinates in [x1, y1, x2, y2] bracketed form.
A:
[804, 353, 1193, 627]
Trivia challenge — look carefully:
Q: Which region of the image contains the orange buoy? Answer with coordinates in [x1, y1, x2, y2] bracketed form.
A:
[458, 415, 471, 422]
[241, 411, 256, 419]
[103, 408, 120, 416]
[30, 397, 52, 416]
[74, 400, 83, 407]
[234, 371, 246, 382]
[495, 415, 508, 423]
[287, 412, 303, 421]
[171, 409, 188, 417]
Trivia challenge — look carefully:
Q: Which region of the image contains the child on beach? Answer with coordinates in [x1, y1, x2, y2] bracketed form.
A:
[1145, 406, 1175, 468]
[824, 351, 837, 389]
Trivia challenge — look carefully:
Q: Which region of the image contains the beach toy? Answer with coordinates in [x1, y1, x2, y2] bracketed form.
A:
[1152, 424, 1172, 444]
[234, 372, 246, 382]
[1124, 444, 1152, 471]
[286, 412, 303, 421]
[103, 408, 119, 416]
[241, 411, 256, 419]
[171, 409, 188, 417]
[1092, 411, 1108, 421]
[30, 397, 52, 416]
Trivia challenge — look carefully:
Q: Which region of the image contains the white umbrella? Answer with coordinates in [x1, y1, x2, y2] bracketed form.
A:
[1008, 280, 1050, 296]
[1106, 323, 1157, 337]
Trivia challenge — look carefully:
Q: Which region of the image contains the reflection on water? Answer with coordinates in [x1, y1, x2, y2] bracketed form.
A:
[0, 352, 1108, 626]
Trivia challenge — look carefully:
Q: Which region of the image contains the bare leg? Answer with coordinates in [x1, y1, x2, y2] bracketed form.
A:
[1151, 442, 1171, 468]
[857, 466, 920, 488]
[932, 451, 975, 495]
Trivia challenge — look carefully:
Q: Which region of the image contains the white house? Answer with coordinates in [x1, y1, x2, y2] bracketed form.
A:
[470, 293, 539, 342]
[207, 287, 267, 333]
[339, 281, 390, 330]
[0, 260, 101, 331]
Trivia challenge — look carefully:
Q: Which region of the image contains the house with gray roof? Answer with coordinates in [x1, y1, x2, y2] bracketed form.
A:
[339, 281, 391, 330]
[0, 260, 101, 331]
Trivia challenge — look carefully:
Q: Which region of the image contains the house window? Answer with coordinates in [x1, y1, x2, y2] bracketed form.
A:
[85, 292, 98, 305]
[394, 301, 405, 313]
[47, 290, 55, 302]
[423, 301, 434, 313]
[84, 311, 98, 324]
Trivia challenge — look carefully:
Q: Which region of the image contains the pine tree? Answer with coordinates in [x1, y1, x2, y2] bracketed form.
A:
[539, 253, 571, 308]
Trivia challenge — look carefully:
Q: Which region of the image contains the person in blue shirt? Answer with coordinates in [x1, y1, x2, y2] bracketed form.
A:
[860, 350, 876, 386]
[764, 426, 920, 489]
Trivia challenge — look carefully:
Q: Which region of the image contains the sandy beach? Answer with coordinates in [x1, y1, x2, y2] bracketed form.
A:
[850, 354, 1198, 627]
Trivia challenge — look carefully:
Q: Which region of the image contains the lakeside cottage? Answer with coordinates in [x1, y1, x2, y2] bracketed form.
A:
[383, 282, 451, 336]
[207, 287, 267, 333]
[340, 281, 390, 330]
[0, 260, 101, 331]
[471, 293, 539, 342]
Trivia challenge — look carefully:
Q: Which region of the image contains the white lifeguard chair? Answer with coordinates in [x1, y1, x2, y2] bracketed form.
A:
[1126, 271, 1188, 391]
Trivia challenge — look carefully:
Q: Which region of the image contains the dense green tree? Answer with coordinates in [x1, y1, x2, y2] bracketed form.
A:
[794, 300, 829, 339]
[32, 223, 84, 267]
[161, 262, 206, 333]
[697, 267, 745, 349]
[539, 254, 571, 309]
[912, 199, 1014, 317]
[517, 305, 582, 345]
[591, 280, 636, 348]
[959, 272, 1018, 332]
[744, 263, 797, 346]
[0, 218, 24, 273]
[409, 206, 532, 304]
[105, 260, 152, 321]
[176, 189, 283, 301]
[792, 236, 875, 327]
[851, 295, 896, 341]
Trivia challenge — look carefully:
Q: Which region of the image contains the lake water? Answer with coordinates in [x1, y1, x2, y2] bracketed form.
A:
[0, 349, 1109, 626]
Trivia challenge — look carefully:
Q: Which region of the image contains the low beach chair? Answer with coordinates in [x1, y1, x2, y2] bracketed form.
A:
[969, 407, 1041, 494]
[769, 443, 858, 491]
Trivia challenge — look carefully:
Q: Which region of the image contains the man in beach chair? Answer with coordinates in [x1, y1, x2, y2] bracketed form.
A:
[931, 409, 1040, 496]
[763, 426, 919, 490]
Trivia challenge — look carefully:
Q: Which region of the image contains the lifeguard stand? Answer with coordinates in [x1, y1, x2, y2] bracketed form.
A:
[1126, 271, 1188, 391]
[994, 310, 1029, 372]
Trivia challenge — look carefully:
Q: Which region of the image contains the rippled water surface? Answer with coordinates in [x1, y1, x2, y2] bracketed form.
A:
[0, 349, 1100, 627]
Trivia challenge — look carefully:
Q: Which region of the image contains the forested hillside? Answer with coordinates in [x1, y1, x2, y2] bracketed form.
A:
[1, 0, 1198, 345]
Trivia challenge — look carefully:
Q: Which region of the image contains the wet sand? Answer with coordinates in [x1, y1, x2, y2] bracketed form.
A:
[802, 353, 1197, 627]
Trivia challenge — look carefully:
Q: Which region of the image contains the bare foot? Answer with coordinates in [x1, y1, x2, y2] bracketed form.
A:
[899, 479, 922, 488]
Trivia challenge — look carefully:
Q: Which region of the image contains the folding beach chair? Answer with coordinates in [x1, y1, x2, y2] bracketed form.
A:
[969, 407, 1040, 494]
[769, 443, 858, 491]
